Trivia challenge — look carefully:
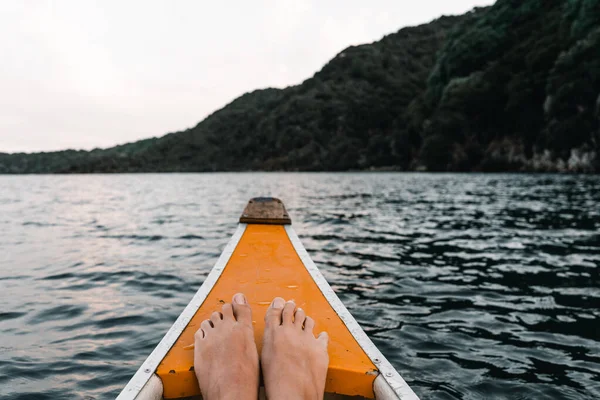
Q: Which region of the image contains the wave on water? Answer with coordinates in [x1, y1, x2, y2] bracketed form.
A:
[0, 173, 598, 400]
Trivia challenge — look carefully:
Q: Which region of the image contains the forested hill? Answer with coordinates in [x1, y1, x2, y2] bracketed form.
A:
[2, 0, 599, 173]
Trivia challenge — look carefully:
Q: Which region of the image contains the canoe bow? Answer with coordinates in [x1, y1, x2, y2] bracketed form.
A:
[117, 198, 419, 400]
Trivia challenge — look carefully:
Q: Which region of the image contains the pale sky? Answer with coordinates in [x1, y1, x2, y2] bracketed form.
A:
[0, 0, 494, 153]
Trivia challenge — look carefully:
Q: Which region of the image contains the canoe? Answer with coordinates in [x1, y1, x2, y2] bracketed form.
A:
[117, 198, 419, 400]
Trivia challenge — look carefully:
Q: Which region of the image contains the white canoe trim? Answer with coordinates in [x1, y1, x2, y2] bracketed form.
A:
[116, 223, 248, 400]
[285, 225, 420, 400]
[119, 222, 419, 400]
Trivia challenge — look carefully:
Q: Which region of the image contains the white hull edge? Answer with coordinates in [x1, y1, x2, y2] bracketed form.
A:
[119, 222, 420, 400]
[285, 225, 420, 400]
[116, 224, 248, 400]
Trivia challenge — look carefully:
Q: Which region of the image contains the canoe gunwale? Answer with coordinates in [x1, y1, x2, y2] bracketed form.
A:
[116, 224, 248, 400]
[118, 220, 420, 400]
[284, 225, 420, 400]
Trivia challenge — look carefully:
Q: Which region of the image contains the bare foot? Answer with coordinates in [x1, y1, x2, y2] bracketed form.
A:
[261, 298, 329, 400]
[194, 293, 259, 400]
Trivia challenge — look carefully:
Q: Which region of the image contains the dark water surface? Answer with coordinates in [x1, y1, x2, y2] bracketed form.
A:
[1, 173, 599, 400]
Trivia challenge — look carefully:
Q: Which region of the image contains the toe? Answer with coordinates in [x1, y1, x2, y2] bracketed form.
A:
[282, 300, 295, 325]
[317, 331, 329, 348]
[194, 327, 205, 341]
[265, 297, 285, 327]
[294, 308, 306, 329]
[210, 311, 223, 325]
[232, 293, 252, 325]
[201, 319, 213, 334]
[304, 316, 315, 333]
[221, 302, 234, 320]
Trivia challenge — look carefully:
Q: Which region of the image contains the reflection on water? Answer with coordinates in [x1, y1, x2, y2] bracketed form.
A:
[0, 173, 599, 399]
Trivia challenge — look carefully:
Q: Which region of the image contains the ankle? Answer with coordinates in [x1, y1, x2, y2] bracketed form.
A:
[203, 384, 258, 400]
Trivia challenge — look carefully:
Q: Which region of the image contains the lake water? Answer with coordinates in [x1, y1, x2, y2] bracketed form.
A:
[1, 173, 599, 400]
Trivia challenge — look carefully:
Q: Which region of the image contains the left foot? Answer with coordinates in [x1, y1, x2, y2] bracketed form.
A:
[194, 293, 259, 400]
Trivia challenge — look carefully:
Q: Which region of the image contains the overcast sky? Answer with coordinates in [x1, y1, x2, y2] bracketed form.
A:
[0, 0, 494, 153]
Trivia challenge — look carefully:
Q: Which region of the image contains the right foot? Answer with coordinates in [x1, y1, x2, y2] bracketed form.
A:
[261, 297, 329, 400]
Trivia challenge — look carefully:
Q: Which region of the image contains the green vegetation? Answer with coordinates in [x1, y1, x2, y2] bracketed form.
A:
[421, 0, 600, 172]
[1, 0, 598, 173]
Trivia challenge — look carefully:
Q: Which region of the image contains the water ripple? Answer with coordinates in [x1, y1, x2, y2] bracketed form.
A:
[0, 173, 599, 399]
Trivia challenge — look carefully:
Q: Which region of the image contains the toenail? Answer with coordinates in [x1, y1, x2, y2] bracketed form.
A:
[233, 293, 246, 304]
[271, 297, 285, 309]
